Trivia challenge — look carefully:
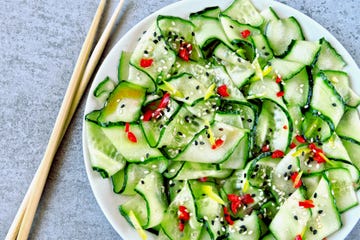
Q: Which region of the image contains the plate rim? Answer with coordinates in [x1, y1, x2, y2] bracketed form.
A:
[82, 0, 360, 239]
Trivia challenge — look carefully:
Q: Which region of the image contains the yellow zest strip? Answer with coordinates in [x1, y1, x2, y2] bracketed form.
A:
[204, 120, 215, 146]
[293, 171, 303, 188]
[242, 178, 249, 193]
[160, 81, 183, 97]
[292, 147, 311, 157]
[204, 83, 216, 100]
[202, 185, 225, 205]
[301, 225, 307, 237]
[318, 152, 336, 166]
[128, 210, 147, 240]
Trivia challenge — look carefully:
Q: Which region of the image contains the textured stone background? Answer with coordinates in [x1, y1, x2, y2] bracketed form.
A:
[0, 0, 358, 239]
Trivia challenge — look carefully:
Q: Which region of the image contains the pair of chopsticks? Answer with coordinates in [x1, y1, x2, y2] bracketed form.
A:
[6, 0, 125, 239]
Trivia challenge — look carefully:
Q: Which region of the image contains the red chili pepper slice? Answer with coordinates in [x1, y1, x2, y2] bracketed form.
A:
[158, 92, 171, 109]
[178, 42, 192, 61]
[295, 234, 303, 240]
[313, 153, 326, 163]
[142, 109, 153, 121]
[178, 221, 185, 232]
[211, 139, 224, 150]
[223, 207, 234, 225]
[290, 172, 303, 188]
[125, 122, 130, 133]
[241, 194, 255, 204]
[127, 132, 137, 143]
[299, 199, 315, 208]
[217, 84, 230, 97]
[295, 135, 306, 143]
[198, 177, 208, 182]
[227, 194, 242, 214]
[308, 143, 318, 151]
[227, 194, 240, 202]
[261, 144, 270, 152]
[271, 150, 285, 158]
[241, 29, 251, 38]
[178, 205, 190, 221]
[276, 76, 282, 84]
[276, 91, 285, 97]
[140, 58, 153, 68]
[290, 142, 297, 149]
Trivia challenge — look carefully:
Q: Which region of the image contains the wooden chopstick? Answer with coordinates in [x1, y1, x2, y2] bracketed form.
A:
[6, 0, 125, 239]
[5, 0, 107, 238]
[67, 0, 126, 131]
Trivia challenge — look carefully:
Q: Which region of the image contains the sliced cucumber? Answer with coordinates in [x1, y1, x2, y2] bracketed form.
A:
[85, 120, 125, 177]
[303, 176, 342, 240]
[265, 17, 304, 56]
[223, 0, 264, 27]
[97, 81, 146, 124]
[315, 37, 346, 71]
[269, 189, 311, 240]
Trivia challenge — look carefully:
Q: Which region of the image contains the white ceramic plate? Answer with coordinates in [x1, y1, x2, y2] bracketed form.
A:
[83, 0, 360, 239]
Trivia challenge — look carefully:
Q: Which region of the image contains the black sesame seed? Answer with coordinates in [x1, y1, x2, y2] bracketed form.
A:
[229, 25, 234, 29]
[287, 164, 292, 170]
[204, 125, 209, 129]
[264, 52, 270, 56]
[164, 46, 168, 51]
[141, 180, 145, 184]
[318, 210, 323, 214]
[313, 229, 317, 235]
[205, 109, 210, 114]
[294, 215, 298, 221]
[251, 193, 256, 197]
[195, 85, 200, 90]
[120, 104, 126, 108]
[310, 226, 313, 232]
[143, 30, 147, 34]
[205, 72, 210, 77]
[219, 128, 224, 131]
[247, 118, 253, 123]
[241, 117, 245, 121]
[317, 127, 322, 132]
[185, 96, 190, 100]
[188, 75, 193, 79]
[200, 141, 205, 145]
[178, 131, 183, 136]
[269, 128, 273, 132]
[153, 31, 157, 37]
[191, 32, 195, 36]
[144, 50, 149, 54]
[314, 192, 317, 198]
[332, 103, 337, 107]
[185, 116, 190, 123]
[153, 39, 159, 44]
[145, 153, 150, 158]
[177, 189, 181, 193]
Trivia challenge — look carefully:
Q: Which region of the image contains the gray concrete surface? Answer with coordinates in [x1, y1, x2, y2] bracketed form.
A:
[0, 0, 359, 239]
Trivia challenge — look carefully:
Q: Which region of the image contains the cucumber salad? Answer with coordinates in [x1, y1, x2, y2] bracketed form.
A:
[84, 0, 360, 239]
